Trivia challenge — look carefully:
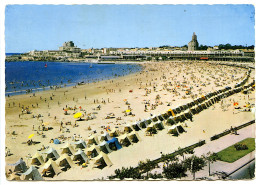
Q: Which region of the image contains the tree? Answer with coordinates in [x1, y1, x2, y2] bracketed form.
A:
[138, 159, 158, 178]
[147, 57, 152, 61]
[203, 152, 218, 176]
[184, 155, 206, 180]
[163, 161, 187, 179]
[161, 56, 167, 61]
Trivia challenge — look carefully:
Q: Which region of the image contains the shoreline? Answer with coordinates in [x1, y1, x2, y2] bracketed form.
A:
[5, 61, 144, 97]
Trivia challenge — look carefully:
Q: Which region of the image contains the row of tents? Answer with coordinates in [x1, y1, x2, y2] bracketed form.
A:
[121, 69, 252, 135]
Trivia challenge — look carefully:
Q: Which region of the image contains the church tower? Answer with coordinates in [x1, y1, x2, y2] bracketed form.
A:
[188, 32, 199, 51]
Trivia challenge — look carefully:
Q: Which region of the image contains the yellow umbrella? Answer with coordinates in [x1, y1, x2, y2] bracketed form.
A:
[74, 112, 82, 119]
[126, 110, 131, 113]
[28, 134, 34, 139]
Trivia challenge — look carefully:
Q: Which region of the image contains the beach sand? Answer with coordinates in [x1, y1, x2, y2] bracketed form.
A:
[5, 61, 255, 180]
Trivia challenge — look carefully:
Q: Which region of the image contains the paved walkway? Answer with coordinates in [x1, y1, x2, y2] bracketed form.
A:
[150, 124, 255, 180]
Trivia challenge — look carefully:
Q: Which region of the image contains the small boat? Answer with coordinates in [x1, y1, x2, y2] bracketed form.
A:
[89, 63, 93, 68]
[44, 63, 47, 68]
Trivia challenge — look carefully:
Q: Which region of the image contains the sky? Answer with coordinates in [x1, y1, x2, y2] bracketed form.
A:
[5, 4, 255, 53]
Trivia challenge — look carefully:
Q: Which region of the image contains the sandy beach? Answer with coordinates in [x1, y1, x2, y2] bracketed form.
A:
[5, 61, 255, 180]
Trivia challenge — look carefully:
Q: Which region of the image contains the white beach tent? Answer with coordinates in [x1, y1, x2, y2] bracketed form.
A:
[41, 159, 61, 176]
[118, 134, 132, 147]
[72, 149, 89, 164]
[86, 144, 101, 158]
[167, 125, 179, 136]
[93, 152, 113, 168]
[127, 131, 141, 143]
[109, 128, 120, 137]
[153, 121, 164, 130]
[131, 121, 142, 131]
[123, 124, 134, 133]
[100, 132, 113, 142]
[60, 143, 76, 155]
[20, 166, 44, 181]
[73, 139, 87, 149]
[87, 134, 99, 145]
[99, 141, 113, 154]
[8, 158, 27, 173]
[44, 147, 60, 162]
[56, 154, 75, 169]
[31, 152, 45, 166]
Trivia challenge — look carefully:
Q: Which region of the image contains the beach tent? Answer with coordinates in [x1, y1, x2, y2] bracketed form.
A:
[167, 125, 179, 136]
[44, 147, 60, 162]
[187, 102, 194, 108]
[184, 110, 193, 120]
[178, 112, 187, 122]
[7, 173, 21, 181]
[72, 149, 89, 164]
[196, 104, 203, 113]
[31, 152, 45, 166]
[60, 143, 76, 155]
[201, 103, 207, 109]
[177, 125, 185, 134]
[198, 104, 204, 111]
[131, 122, 142, 131]
[166, 116, 176, 126]
[99, 141, 112, 154]
[8, 158, 27, 173]
[73, 139, 87, 149]
[204, 100, 211, 108]
[123, 124, 133, 133]
[86, 145, 100, 158]
[153, 121, 164, 130]
[139, 119, 151, 128]
[161, 112, 170, 120]
[194, 99, 199, 105]
[151, 115, 159, 122]
[157, 114, 165, 121]
[56, 154, 75, 170]
[190, 106, 198, 115]
[127, 131, 141, 143]
[93, 152, 113, 169]
[20, 166, 43, 181]
[109, 128, 120, 137]
[145, 123, 157, 134]
[174, 107, 182, 114]
[118, 134, 132, 147]
[181, 104, 188, 111]
[100, 132, 113, 142]
[87, 134, 99, 145]
[41, 159, 61, 177]
[106, 138, 122, 151]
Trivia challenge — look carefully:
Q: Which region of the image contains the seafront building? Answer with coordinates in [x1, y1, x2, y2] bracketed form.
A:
[6, 33, 254, 62]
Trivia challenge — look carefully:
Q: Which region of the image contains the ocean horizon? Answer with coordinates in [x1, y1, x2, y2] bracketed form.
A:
[5, 61, 142, 96]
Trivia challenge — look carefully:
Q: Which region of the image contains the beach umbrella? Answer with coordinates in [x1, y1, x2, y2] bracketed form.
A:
[74, 112, 82, 119]
[126, 110, 131, 113]
[123, 99, 127, 102]
[28, 134, 34, 139]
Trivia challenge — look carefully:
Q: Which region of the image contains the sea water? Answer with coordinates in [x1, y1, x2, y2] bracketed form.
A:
[5, 61, 142, 96]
